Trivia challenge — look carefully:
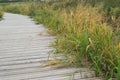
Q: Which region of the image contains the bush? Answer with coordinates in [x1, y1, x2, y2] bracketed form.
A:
[0, 10, 3, 19]
[3, 4, 30, 15]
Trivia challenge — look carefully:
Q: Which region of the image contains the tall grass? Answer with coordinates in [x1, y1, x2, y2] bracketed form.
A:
[2, 2, 120, 79]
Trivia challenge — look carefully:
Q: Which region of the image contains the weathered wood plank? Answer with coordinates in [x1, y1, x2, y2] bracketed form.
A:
[0, 68, 94, 80]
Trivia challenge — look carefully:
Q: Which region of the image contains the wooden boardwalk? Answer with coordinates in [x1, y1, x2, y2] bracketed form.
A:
[0, 13, 102, 80]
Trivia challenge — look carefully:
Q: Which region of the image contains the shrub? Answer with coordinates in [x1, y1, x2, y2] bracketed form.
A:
[0, 10, 3, 19]
[3, 4, 30, 15]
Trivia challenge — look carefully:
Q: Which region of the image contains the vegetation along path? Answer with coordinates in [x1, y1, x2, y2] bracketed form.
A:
[0, 13, 101, 80]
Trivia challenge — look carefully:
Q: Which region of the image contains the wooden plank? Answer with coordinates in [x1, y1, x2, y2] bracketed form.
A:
[0, 68, 93, 80]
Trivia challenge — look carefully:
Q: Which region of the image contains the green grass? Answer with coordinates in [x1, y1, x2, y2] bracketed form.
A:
[2, 1, 120, 79]
[0, 2, 31, 7]
[0, 3, 10, 6]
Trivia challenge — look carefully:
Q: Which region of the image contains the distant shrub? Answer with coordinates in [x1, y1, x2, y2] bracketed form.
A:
[0, 10, 3, 19]
[4, 4, 30, 15]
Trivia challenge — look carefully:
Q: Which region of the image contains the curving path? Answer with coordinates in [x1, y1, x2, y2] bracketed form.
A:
[0, 13, 102, 80]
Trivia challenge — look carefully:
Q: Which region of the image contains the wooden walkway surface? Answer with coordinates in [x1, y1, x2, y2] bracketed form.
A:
[0, 13, 102, 80]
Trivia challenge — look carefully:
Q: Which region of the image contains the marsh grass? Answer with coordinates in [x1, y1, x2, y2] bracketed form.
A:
[2, 2, 120, 79]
